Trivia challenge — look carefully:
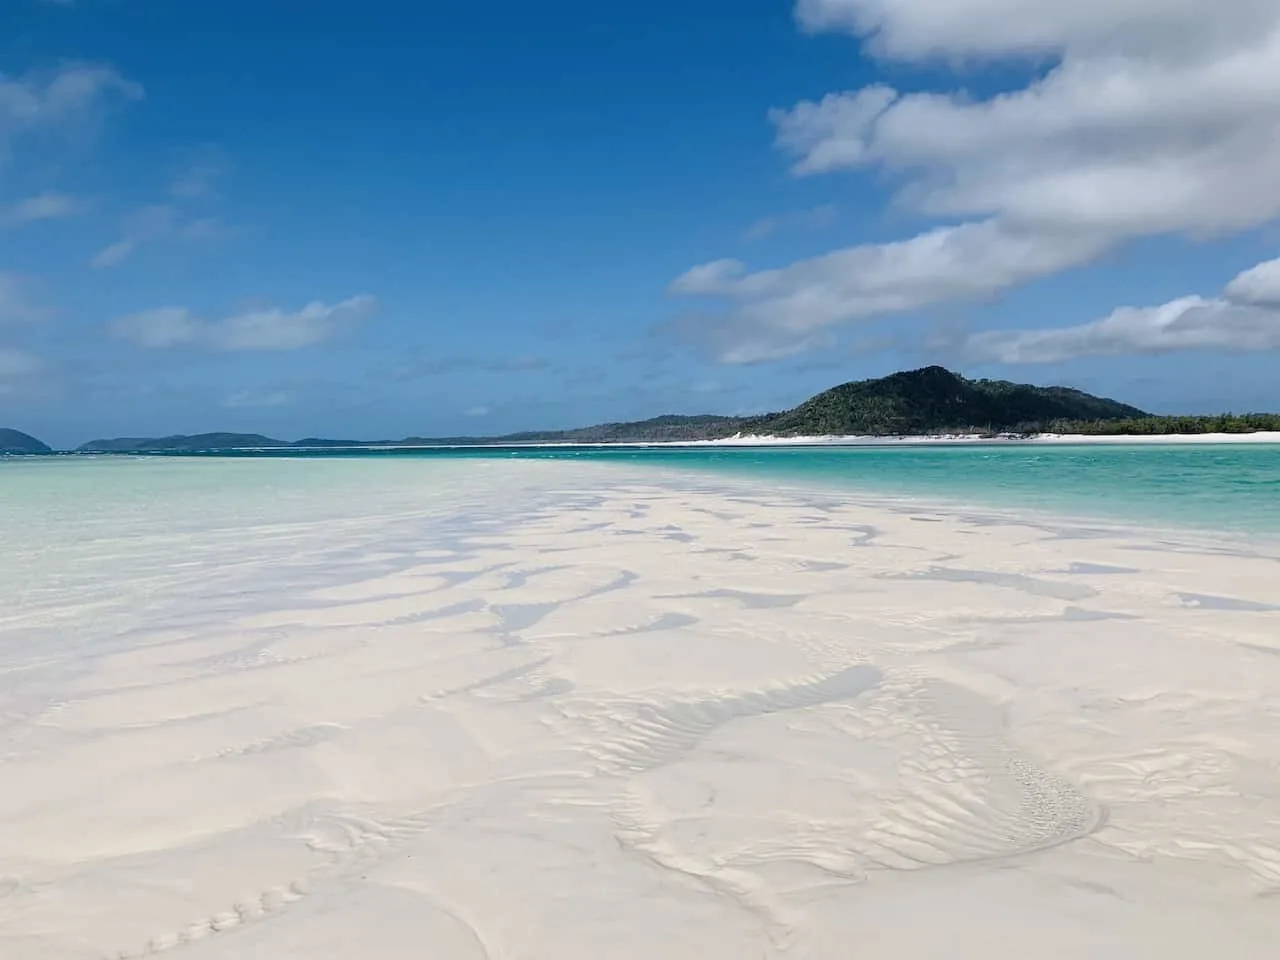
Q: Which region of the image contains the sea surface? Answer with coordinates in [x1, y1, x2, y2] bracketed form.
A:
[4, 442, 1280, 537]
[2, 442, 1278, 665]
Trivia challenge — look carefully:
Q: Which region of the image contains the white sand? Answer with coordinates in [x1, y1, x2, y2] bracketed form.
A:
[693, 431, 1280, 446]
[2, 459, 1280, 959]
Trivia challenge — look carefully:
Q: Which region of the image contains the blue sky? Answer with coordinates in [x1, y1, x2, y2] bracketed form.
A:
[3, 0, 1280, 445]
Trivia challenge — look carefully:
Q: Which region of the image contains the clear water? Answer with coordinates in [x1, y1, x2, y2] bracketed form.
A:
[2, 445, 1277, 658]
[9, 442, 1273, 534]
[0, 457, 577, 658]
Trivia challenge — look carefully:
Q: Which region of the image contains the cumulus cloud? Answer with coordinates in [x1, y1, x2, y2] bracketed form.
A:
[963, 256, 1280, 363]
[669, 221, 1107, 362]
[672, 0, 1280, 361]
[1224, 257, 1280, 306]
[108, 296, 377, 351]
[795, 0, 1277, 60]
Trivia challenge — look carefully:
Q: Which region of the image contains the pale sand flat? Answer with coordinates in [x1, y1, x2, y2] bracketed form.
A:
[2, 459, 1279, 958]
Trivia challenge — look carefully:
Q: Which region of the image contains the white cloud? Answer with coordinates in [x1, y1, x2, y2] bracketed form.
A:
[795, 0, 1277, 60]
[90, 213, 230, 268]
[89, 204, 174, 269]
[670, 221, 1107, 362]
[963, 256, 1280, 363]
[770, 86, 896, 175]
[108, 307, 204, 347]
[108, 295, 377, 351]
[669, 259, 746, 296]
[215, 297, 377, 350]
[91, 198, 234, 268]
[0, 63, 142, 155]
[4, 191, 83, 224]
[89, 238, 135, 269]
[1224, 257, 1280, 306]
[466, 405, 490, 417]
[772, 33, 1280, 236]
[672, 0, 1280, 361]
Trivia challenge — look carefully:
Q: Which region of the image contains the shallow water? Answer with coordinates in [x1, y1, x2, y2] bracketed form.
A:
[8, 441, 1277, 534]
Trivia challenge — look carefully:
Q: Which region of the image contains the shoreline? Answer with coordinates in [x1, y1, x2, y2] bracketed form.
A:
[205, 429, 1280, 450]
[11, 430, 1280, 456]
[686, 430, 1280, 447]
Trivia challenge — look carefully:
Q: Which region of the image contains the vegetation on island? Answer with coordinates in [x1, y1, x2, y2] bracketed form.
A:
[78, 433, 291, 452]
[743, 366, 1146, 437]
[405, 415, 754, 446]
[1031, 414, 1280, 436]
[3, 366, 1275, 455]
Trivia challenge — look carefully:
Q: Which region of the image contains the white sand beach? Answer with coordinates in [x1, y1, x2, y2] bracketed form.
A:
[2, 458, 1279, 959]
[693, 432, 1280, 446]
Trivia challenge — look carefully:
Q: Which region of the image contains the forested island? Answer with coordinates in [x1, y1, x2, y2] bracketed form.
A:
[4, 367, 1280, 453]
[0, 428, 52, 454]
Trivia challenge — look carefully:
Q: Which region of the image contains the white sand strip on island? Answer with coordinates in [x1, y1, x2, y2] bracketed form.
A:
[690, 431, 1280, 446]
[2, 458, 1279, 959]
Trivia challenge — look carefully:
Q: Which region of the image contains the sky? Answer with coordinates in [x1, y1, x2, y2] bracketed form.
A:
[3, 0, 1280, 446]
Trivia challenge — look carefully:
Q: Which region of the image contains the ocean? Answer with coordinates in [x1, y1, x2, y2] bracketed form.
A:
[8, 441, 1275, 534]
[4, 443, 1278, 651]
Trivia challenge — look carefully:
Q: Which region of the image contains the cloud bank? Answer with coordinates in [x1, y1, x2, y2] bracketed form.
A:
[673, 0, 1280, 362]
[963, 256, 1280, 362]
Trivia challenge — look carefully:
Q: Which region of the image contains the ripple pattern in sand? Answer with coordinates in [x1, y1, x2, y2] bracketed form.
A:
[857, 678, 1102, 869]
[561, 665, 881, 773]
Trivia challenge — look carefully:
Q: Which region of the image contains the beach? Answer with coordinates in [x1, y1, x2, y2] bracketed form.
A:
[2, 456, 1279, 958]
[693, 431, 1280, 446]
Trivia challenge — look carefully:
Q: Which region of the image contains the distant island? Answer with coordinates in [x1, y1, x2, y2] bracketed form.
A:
[0, 428, 53, 455]
[5, 367, 1280, 454]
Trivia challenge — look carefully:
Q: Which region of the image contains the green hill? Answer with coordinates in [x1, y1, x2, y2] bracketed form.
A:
[0, 428, 52, 454]
[401, 369, 1146, 444]
[751, 366, 1146, 437]
[78, 433, 290, 452]
[73, 367, 1163, 450]
[405, 415, 751, 446]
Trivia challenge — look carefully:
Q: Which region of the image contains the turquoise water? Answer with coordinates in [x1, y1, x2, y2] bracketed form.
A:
[496, 442, 1280, 534]
[6, 442, 1279, 535]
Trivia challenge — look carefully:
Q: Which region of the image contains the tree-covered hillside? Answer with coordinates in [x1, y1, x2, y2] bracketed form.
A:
[751, 366, 1146, 436]
[70, 367, 1280, 451]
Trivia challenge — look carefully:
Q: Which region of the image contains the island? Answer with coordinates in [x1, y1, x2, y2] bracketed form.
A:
[0, 428, 53, 455]
[1, 366, 1273, 455]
